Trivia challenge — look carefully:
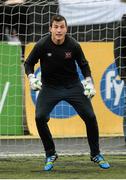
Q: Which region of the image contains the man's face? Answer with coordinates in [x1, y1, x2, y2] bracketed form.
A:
[50, 20, 67, 44]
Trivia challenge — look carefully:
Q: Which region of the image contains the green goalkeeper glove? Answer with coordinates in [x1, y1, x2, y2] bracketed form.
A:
[28, 73, 42, 91]
[82, 77, 96, 98]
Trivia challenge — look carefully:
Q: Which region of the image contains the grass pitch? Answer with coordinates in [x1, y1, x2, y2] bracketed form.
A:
[0, 155, 126, 179]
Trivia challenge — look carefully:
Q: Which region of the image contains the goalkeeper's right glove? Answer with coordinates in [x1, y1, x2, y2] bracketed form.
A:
[28, 73, 42, 91]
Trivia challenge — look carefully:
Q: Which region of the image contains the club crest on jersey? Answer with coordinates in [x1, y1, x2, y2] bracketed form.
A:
[65, 52, 72, 59]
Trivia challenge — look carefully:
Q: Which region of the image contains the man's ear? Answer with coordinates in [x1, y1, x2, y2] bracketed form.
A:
[49, 26, 52, 33]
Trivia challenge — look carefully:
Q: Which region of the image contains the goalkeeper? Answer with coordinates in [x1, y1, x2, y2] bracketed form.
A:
[24, 14, 110, 171]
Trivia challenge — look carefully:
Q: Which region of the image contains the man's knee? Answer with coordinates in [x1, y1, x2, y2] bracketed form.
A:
[35, 112, 49, 124]
[81, 111, 97, 122]
[88, 113, 96, 121]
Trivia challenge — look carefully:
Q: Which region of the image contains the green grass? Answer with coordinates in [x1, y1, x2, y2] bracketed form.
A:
[0, 155, 126, 179]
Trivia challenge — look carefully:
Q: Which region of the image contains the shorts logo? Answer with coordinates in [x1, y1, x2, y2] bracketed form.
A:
[65, 52, 72, 59]
[100, 63, 126, 116]
[30, 65, 84, 119]
[47, 53, 52, 57]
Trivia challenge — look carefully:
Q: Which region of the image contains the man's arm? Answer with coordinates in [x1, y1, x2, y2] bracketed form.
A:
[24, 43, 40, 76]
[24, 42, 42, 91]
[75, 42, 91, 78]
[75, 42, 96, 98]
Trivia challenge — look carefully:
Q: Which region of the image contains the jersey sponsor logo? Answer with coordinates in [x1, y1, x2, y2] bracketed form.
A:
[100, 63, 126, 116]
[31, 65, 84, 119]
[65, 52, 72, 59]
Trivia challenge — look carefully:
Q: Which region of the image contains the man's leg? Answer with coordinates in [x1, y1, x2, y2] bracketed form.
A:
[35, 85, 60, 170]
[35, 88, 56, 156]
[65, 83, 99, 156]
[65, 83, 110, 169]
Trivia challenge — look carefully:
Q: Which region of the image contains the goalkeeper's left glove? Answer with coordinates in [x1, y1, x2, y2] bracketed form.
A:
[82, 77, 96, 98]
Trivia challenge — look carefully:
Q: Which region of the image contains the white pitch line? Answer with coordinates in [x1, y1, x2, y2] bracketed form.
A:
[0, 81, 10, 114]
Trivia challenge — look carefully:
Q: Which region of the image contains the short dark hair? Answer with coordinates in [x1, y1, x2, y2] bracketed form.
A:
[50, 14, 67, 27]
